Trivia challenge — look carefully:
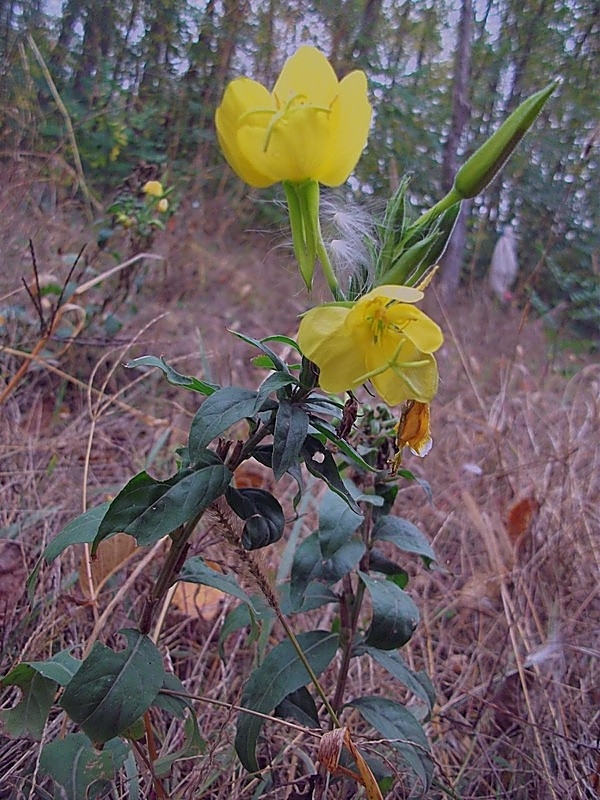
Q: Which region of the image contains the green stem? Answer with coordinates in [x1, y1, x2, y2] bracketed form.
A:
[408, 187, 462, 234]
[302, 180, 344, 300]
[273, 606, 341, 727]
[283, 181, 313, 290]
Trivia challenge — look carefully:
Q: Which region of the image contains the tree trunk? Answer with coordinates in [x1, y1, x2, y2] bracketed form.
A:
[439, 0, 472, 302]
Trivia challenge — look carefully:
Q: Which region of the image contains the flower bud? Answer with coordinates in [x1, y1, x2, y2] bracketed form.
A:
[453, 81, 557, 199]
[157, 198, 169, 213]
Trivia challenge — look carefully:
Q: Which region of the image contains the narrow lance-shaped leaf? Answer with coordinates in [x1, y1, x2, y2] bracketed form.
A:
[358, 571, 420, 650]
[188, 387, 263, 458]
[358, 646, 435, 713]
[348, 696, 433, 792]
[372, 516, 435, 563]
[178, 556, 254, 607]
[125, 355, 218, 395]
[302, 436, 360, 513]
[27, 502, 110, 597]
[235, 631, 339, 772]
[272, 401, 309, 480]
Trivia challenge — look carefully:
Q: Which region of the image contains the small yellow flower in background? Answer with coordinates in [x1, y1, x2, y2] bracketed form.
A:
[157, 198, 169, 213]
[215, 46, 372, 188]
[297, 285, 443, 406]
[143, 180, 164, 197]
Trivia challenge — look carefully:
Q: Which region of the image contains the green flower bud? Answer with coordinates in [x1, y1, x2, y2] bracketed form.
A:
[454, 81, 558, 199]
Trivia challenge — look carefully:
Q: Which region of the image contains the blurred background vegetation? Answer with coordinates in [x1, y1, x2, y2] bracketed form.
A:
[1, 0, 598, 344]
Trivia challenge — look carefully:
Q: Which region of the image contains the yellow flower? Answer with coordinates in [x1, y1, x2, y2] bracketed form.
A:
[297, 286, 443, 406]
[157, 198, 169, 213]
[143, 180, 163, 197]
[215, 46, 371, 187]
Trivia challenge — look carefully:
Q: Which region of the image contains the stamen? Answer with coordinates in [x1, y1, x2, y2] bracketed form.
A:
[258, 92, 333, 153]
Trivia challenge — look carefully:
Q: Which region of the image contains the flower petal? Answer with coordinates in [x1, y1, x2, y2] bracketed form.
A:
[237, 105, 331, 183]
[273, 46, 338, 107]
[387, 304, 443, 353]
[371, 344, 439, 405]
[365, 285, 424, 303]
[316, 70, 372, 186]
[297, 306, 367, 394]
[215, 78, 276, 187]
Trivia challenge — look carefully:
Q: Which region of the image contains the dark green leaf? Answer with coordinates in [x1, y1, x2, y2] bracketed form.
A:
[301, 396, 344, 419]
[125, 355, 218, 395]
[0, 666, 56, 739]
[347, 696, 433, 792]
[188, 387, 262, 457]
[358, 572, 419, 650]
[27, 650, 82, 686]
[179, 556, 254, 606]
[321, 538, 366, 584]
[302, 436, 360, 513]
[28, 502, 111, 597]
[368, 549, 408, 584]
[226, 487, 285, 550]
[290, 529, 364, 606]
[235, 631, 338, 772]
[39, 733, 129, 800]
[309, 418, 375, 472]
[274, 686, 320, 728]
[231, 331, 290, 373]
[60, 630, 165, 744]
[359, 647, 435, 712]
[272, 402, 309, 480]
[256, 371, 297, 406]
[94, 463, 231, 549]
[372, 516, 436, 563]
[218, 602, 271, 658]
[279, 580, 338, 615]
[290, 532, 323, 606]
[318, 489, 362, 557]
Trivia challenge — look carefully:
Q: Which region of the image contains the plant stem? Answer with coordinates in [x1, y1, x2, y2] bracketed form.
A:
[138, 512, 201, 635]
[330, 495, 373, 716]
[210, 497, 341, 728]
[408, 187, 462, 233]
[273, 606, 341, 727]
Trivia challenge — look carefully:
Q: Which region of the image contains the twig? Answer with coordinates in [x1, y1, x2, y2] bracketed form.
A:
[27, 34, 99, 221]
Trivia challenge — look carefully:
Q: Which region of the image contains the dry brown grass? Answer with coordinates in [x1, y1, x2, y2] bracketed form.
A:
[0, 176, 598, 798]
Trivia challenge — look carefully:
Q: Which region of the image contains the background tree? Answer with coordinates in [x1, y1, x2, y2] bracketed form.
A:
[0, 0, 597, 339]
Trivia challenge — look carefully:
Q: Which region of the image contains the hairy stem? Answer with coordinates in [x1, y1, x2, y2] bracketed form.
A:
[210, 498, 341, 727]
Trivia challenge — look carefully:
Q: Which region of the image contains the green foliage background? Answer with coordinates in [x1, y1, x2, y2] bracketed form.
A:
[1, 0, 598, 339]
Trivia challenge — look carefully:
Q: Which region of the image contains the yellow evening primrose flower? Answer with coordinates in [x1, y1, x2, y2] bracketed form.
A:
[215, 46, 372, 187]
[297, 286, 443, 406]
[143, 180, 163, 197]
